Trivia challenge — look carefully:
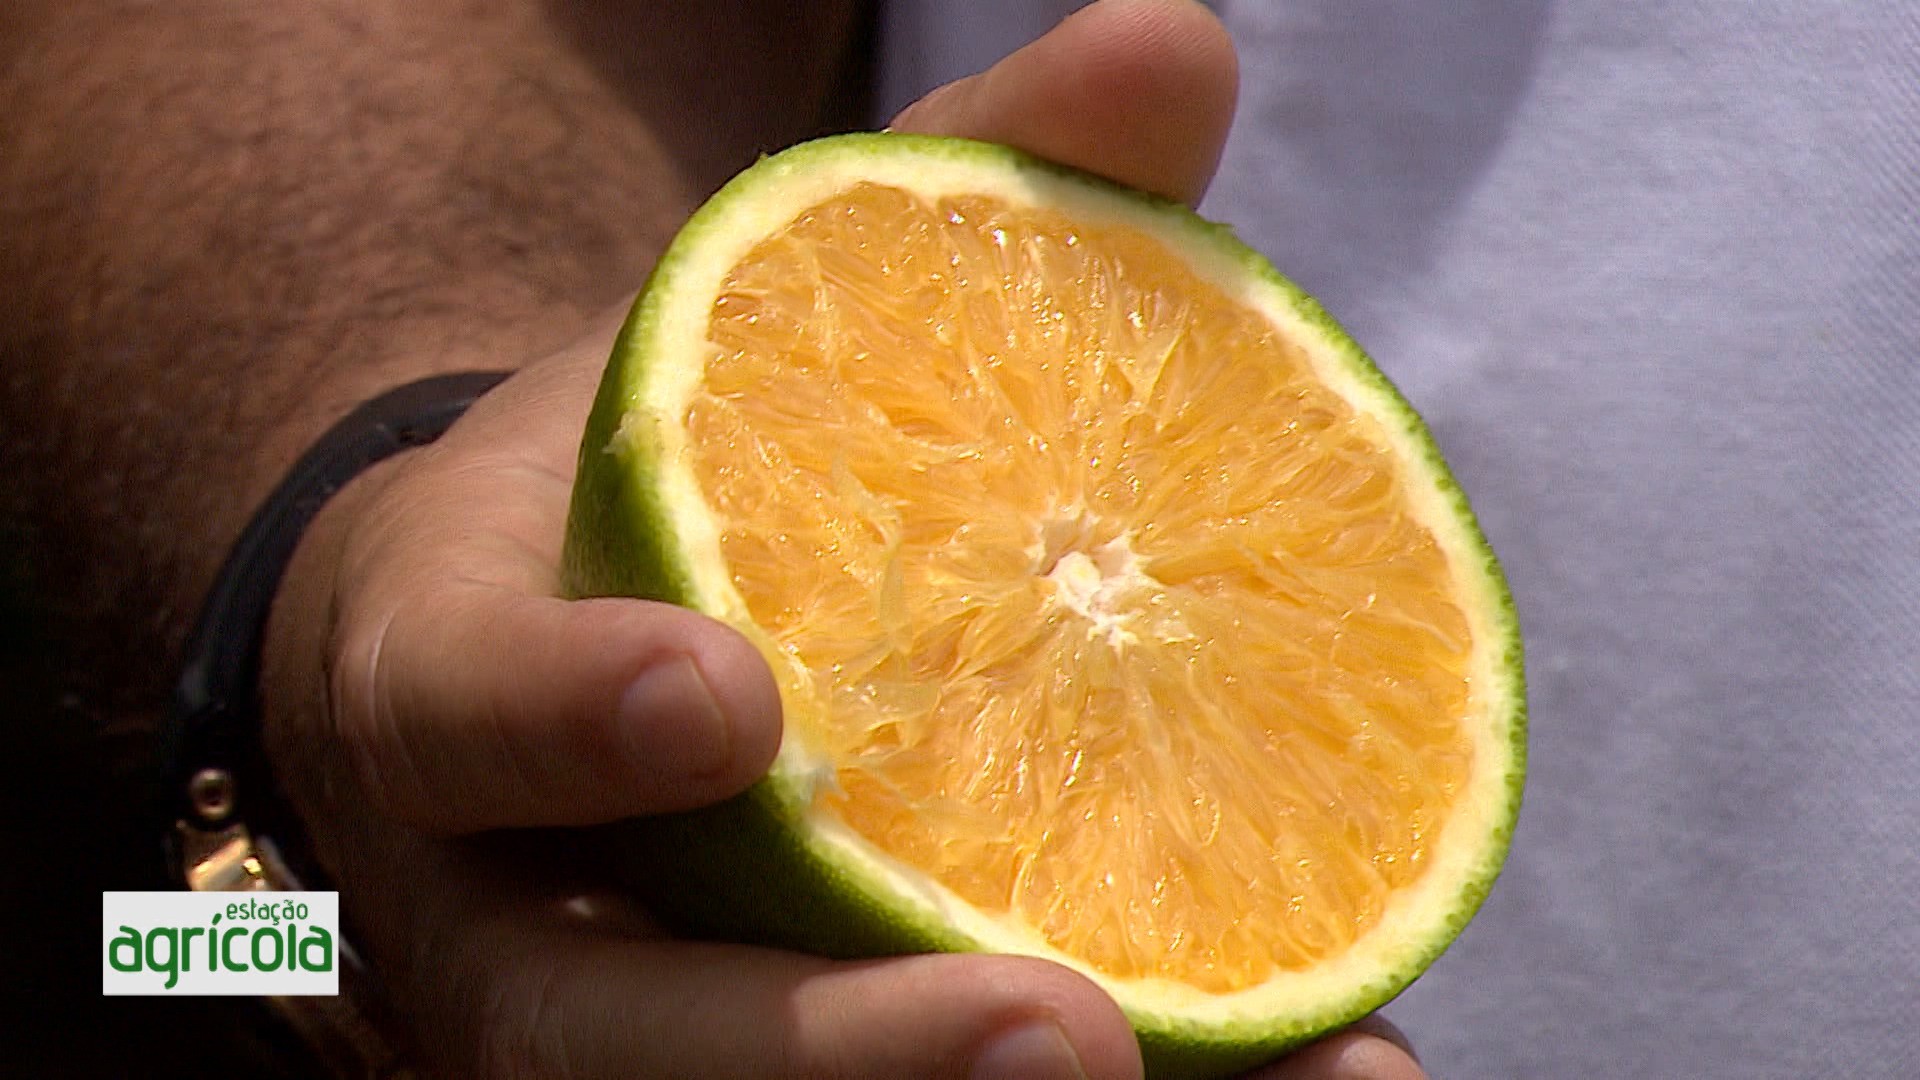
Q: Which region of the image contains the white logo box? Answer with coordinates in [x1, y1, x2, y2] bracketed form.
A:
[102, 891, 340, 996]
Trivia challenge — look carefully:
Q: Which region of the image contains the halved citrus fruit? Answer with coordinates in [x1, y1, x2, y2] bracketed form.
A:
[565, 133, 1525, 1079]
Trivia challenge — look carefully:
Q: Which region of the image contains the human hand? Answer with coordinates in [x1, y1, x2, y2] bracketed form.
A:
[261, 1, 1423, 1076]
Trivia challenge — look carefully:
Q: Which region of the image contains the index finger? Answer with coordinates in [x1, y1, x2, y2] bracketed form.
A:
[889, 0, 1239, 207]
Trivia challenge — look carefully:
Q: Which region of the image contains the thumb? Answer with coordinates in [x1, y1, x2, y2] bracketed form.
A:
[330, 579, 782, 833]
[306, 330, 785, 835]
[890, 0, 1238, 206]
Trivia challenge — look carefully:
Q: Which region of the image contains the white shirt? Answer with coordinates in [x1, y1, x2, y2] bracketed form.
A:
[877, 3, 1920, 1076]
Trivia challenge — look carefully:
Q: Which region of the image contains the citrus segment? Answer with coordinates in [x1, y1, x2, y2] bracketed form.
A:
[692, 180, 1475, 994]
[565, 133, 1525, 1076]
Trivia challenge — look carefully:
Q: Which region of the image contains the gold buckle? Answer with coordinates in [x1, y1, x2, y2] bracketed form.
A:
[176, 769, 415, 1080]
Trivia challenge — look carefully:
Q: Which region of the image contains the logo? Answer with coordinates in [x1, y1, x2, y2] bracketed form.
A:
[102, 892, 340, 996]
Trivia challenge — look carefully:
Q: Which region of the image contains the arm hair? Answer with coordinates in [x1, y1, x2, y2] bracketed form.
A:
[0, 0, 866, 719]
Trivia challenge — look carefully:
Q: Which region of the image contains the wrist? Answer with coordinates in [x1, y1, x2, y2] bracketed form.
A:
[258, 450, 408, 861]
[169, 370, 510, 885]
[257, 445, 475, 910]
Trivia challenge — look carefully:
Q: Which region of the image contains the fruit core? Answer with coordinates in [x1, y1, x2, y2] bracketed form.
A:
[685, 180, 1477, 993]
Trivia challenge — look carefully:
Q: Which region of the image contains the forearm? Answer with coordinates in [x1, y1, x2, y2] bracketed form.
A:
[0, 0, 865, 710]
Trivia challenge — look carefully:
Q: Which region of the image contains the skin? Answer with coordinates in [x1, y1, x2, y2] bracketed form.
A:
[3, 1, 1426, 1076]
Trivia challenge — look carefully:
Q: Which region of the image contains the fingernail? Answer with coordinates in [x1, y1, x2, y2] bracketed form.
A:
[969, 1020, 1088, 1080]
[618, 655, 732, 776]
[889, 79, 970, 132]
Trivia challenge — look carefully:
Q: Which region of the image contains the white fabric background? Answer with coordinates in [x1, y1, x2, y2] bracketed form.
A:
[875, 3, 1920, 1077]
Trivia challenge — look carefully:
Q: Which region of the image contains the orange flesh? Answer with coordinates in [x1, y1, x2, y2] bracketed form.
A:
[688, 182, 1474, 993]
